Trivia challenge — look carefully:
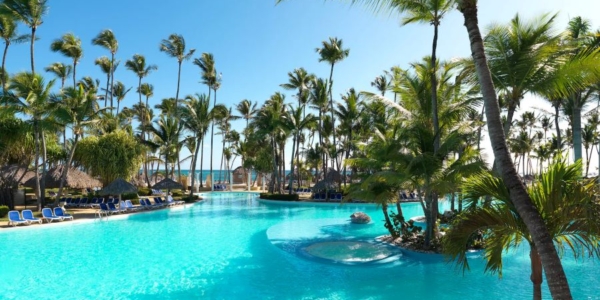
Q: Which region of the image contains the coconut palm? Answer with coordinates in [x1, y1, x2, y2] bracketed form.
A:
[216, 107, 240, 181]
[286, 105, 317, 193]
[44, 62, 71, 91]
[92, 29, 118, 107]
[316, 37, 349, 172]
[0, 14, 28, 94]
[581, 123, 597, 177]
[181, 93, 211, 195]
[456, 1, 573, 297]
[145, 115, 181, 178]
[280, 67, 314, 108]
[371, 74, 389, 96]
[236, 99, 257, 135]
[6, 72, 54, 211]
[52, 85, 107, 203]
[0, 0, 48, 73]
[50, 33, 83, 87]
[94, 56, 116, 107]
[335, 88, 361, 186]
[193, 53, 219, 179]
[444, 160, 600, 300]
[125, 54, 157, 105]
[159, 33, 195, 113]
[139, 83, 154, 108]
[110, 81, 131, 115]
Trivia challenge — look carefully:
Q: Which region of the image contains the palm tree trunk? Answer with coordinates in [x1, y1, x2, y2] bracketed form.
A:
[1, 41, 9, 97]
[210, 89, 216, 184]
[530, 245, 543, 300]
[289, 134, 296, 194]
[554, 103, 562, 147]
[271, 137, 277, 193]
[30, 27, 36, 73]
[431, 22, 440, 154]
[110, 52, 115, 111]
[72, 61, 77, 87]
[457, 2, 572, 299]
[382, 203, 396, 238]
[190, 136, 201, 197]
[40, 131, 48, 210]
[105, 74, 109, 108]
[56, 135, 79, 205]
[328, 64, 338, 178]
[572, 105, 582, 164]
[33, 122, 41, 211]
[138, 77, 142, 105]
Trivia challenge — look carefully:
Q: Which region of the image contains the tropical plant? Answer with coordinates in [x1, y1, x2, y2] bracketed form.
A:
[110, 81, 131, 115]
[159, 33, 195, 113]
[444, 160, 600, 300]
[0, 13, 28, 93]
[125, 54, 157, 105]
[50, 33, 83, 87]
[44, 62, 71, 91]
[456, 1, 573, 297]
[92, 29, 119, 107]
[181, 93, 211, 194]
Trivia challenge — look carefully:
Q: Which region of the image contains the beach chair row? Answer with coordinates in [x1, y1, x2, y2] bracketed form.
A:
[7, 207, 73, 227]
[61, 197, 121, 208]
[294, 188, 312, 194]
[95, 198, 184, 218]
[214, 184, 228, 191]
[400, 192, 417, 200]
[312, 193, 343, 201]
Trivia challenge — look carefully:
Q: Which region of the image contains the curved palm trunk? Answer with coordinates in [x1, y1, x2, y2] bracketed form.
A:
[56, 135, 79, 205]
[381, 203, 396, 238]
[288, 134, 296, 194]
[554, 103, 562, 149]
[431, 22, 440, 153]
[458, 2, 572, 299]
[138, 77, 143, 105]
[30, 27, 36, 73]
[40, 131, 48, 210]
[209, 89, 216, 187]
[105, 73, 110, 108]
[530, 245, 543, 300]
[1, 41, 9, 97]
[200, 139, 204, 187]
[72, 61, 77, 87]
[33, 122, 41, 211]
[110, 52, 115, 112]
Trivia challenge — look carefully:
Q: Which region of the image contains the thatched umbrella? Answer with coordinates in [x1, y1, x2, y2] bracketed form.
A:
[312, 180, 338, 191]
[23, 165, 101, 189]
[324, 169, 342, 183]
[152, 178, 183, 194]
[100, 178, 137, 201]
[0, 165, 35, 185]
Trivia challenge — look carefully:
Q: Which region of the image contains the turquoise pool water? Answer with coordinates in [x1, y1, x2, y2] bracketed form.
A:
[0, 193, 598, 299]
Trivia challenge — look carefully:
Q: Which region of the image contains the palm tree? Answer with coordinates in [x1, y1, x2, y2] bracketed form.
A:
[52, 85, 107, 203]
[139, 83, 154, 108]
[125, 54, 157, 105]
[581, 123, 596, 177]
[286, 105, 317, 193]
[216, 107, 240, 182]
[193, 53, 218, 180]
[0, 0, 48, 73]
[94, 56, 115, 107]
[316, 37, 349, 173]
[181, 94, 210, 196]
[335, 88, 361, 186]
[6, 72, 54, 211]
[92, 29, 119, 107]
[159, 33, 195, 114]
[50, 33, 83, 87]
[280, 67, 314, 108]
[44, 62, 71, 91]
[145, 115, 181, 177]
[236, 99, 257, 135]
[444, 160, 600, 300]
[456, 1, 573, 297]
[110, 81, 131, 115]
[371, 74, 389, 96]
[0, 14, 28, 94]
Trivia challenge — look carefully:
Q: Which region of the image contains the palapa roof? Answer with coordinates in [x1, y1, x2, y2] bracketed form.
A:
[23, 165, 101, 189]
[100, 178, 137, 195]
[0, 165, 35, 185]
[152, 178, 183, 190]
[312, 180, 338, 191]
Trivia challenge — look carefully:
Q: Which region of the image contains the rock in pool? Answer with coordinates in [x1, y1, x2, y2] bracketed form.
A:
[350, 212, 371, 224]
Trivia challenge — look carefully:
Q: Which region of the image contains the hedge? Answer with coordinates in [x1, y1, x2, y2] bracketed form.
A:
[0, 205, 8, 218]
[259, 193, 299, 201]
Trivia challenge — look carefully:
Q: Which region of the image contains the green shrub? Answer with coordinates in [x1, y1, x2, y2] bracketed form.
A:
[171, 190, 183, 197]
[121, 192, 139, 200]
[138, 187, 152, 196]
[129, 198, 141, 205]
[259, 193, 299, 201]
[182, 195, 199, 203]
[0, 205, 8, 218]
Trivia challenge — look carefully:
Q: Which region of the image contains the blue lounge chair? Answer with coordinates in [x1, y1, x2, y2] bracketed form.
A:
[79, 198, 89, 208]
[335, 193, 343, 201]
[139, 199, 149, 210]
[7, 210, 29, 226]
[42, 208, 63, 223]
[53, 207, 74, 221]
[96, 203, 110, 218]
[124, 200, 139, 211]
[106, 203, 120, 214]
[21, 210, 42, 224]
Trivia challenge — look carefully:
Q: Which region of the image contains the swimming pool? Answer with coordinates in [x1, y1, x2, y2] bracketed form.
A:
[0, 193, 597, 299]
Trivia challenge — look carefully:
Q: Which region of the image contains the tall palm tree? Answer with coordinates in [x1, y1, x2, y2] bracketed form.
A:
[7, 72, 54, 211]
[335, 88, 361, 186]
[581, 123, 596, 177]
[193, 53, 218, 180]
[236, 99, 257, 135]
[316, 37, 349, 173]
[280, 67, 314, 108]
[52, 85, 107, 203]
[110, 81, 131, 115]
[50, 33, 83, 87]
[444, 160, 600, 300]
[286, 105, 317, 193]
[139, 83, 154, 108]
[159, 33, 195, 113]
[456, 1, 573, 297]
[371, 74, 389, 96]
[94, 56, 116, 107]
[44, 62, 71, 91]
[92, 29, 118, 107]
[0, 0, 48, 73]
[216, 107, 240, 182]
[125, 54, 157, 105]
[181, 94, 210, 194]
[0, 14, 28, 94]
[145, 115, 181, 177]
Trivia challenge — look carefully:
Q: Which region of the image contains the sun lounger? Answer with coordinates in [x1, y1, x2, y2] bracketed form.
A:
[53, 207, 74, 221]
[106, 203, 120, 214]
[96, 203, 110, 217]
[79, 198, 89, 208]
[124, 200, 139, 211]
[42, 208, 63, 223]
[7, 210, 29, 226]
[21, 210, 42, 224]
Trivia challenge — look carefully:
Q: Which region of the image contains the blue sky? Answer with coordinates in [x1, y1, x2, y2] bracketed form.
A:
[6, 0, 600, 173]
